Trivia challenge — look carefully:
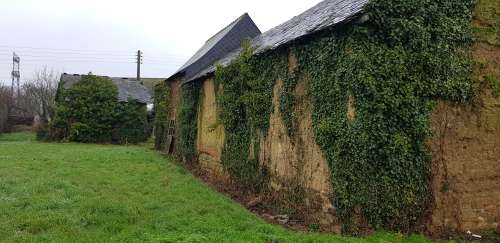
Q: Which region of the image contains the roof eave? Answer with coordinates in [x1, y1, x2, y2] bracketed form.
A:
[181, 11, 368, 86]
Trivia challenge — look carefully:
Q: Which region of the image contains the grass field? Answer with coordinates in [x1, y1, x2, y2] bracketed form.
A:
[0, 132, 434, 242]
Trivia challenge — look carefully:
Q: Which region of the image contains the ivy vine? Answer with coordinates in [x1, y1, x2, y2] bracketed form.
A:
[215, 41, 291, 191]
[295, 0, 474, 231]
[212, 0, 475, 232]
[153, 81, 171, 151]
[176, 81, 201, 163]
[280, 64, 299, 139]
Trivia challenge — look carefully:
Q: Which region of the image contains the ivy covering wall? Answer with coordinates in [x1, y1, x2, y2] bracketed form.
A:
[48, 75, 150, 144]
[214, 42, 290, 191]
[176, 81, 201, 163]
[212, 0, 475, 232]
[153, 82, 171, 151]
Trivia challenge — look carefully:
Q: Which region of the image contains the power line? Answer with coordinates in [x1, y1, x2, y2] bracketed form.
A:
[145, 62, 179, 67]
[0, 53, 184, 65]
[147, 58, 183, 62]
[0, 56, 185, 68]
[0, 51, 135, 58]
[1, 62, 177, 67]
[0, 51, 136, 59]
[0, 54, 185, 64]
[21, 56, 135, 61]
[0, 44, 134, 55]
[143, 56, 187, 61]
[10, 55, 136, 61]
[3, 59, 136, 64]
[0, 45, 186, 60]
[0, 58, 181, 65]
[0, 49, 181, 79]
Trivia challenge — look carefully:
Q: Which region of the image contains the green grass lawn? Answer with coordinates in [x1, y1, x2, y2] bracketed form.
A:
[0, 132, 433, 242]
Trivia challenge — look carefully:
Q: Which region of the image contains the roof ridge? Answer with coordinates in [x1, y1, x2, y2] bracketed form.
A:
[168, 12, 261, 80]
[205, 13, 250, 44]
[182, 0, 370, 84]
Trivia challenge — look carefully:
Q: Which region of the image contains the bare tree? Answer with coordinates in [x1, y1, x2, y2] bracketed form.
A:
[22, 67, 59, 123]
[0, 68, 59, 133]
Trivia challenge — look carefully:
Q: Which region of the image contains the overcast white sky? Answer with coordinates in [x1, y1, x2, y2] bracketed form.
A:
[0, 0, 323, 85]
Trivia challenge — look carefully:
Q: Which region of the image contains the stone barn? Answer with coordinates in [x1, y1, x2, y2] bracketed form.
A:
[159, 13, 261, 154]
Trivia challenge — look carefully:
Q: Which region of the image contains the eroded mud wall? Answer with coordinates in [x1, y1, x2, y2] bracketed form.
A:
[428, 97, 500, 233]
[169, 79, 182, 121]
[428, 30, 500, 233]
[196, 78, 225, 175]
[255, 74, 337, 227]
[191, 44, 499, 232]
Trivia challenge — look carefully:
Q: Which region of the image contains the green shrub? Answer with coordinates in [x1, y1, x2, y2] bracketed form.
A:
[48, 75, 149, 144]
[69, 122, 94, 143]
[115, 101, 149, 144]
[35, 126, 49, 141]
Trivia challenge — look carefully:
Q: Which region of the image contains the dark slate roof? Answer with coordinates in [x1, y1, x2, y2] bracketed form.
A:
[252, 0, 369, 54]
[185, 0, 369, 83]
[168, 13, 261, 81]
[60, 73, 152, 104]
[187, 49, 241, 82]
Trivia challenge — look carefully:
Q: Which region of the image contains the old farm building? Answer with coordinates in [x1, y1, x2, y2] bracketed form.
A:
[156, 0, 499, 234]
[60, 74, 152, 104]
[157, 13, 261, 153]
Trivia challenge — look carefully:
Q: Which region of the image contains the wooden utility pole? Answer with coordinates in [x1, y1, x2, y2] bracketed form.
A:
[136, 50, 142, 82]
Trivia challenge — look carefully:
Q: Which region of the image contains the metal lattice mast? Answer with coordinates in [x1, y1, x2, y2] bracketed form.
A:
[11, 52, 20, 99]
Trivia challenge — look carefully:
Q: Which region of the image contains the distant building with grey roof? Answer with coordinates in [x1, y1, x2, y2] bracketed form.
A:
[60, 73, 152, 104]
